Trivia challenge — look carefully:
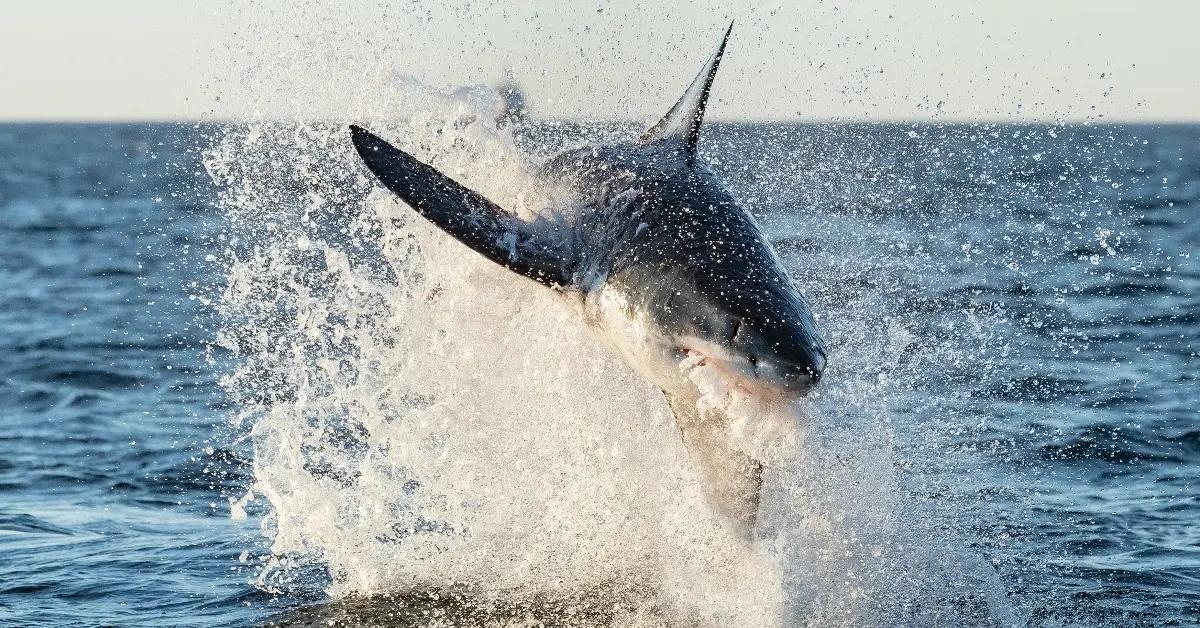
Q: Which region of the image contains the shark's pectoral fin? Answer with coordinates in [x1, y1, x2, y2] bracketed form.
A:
[664, 392, 763, 535]
[350, 125, 571, 287]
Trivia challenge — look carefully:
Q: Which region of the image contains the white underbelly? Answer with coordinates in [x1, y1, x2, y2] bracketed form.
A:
[576, 282, 686, 395]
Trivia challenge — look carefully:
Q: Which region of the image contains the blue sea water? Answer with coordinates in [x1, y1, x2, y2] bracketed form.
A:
[0, 121, 1196, 627]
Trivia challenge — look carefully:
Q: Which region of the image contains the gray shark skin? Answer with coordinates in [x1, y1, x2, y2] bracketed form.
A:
[350, 24, 827, 534]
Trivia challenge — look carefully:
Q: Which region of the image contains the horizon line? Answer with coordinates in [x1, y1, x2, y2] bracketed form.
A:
[1, 115, 1199, 127]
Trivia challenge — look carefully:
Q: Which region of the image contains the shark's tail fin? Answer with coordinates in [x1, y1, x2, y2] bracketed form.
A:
[350, 125, 571, 287]
[639, 22, 733, 156]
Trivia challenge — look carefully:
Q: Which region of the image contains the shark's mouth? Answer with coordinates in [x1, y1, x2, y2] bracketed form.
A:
[677, 350, 799, 459]
[678, 348, 789, 400]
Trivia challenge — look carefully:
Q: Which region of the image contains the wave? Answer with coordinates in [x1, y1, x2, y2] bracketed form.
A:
[0, 511, 76, 536]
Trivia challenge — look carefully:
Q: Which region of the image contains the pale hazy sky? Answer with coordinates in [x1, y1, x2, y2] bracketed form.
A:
[1, 1, 1197, 122]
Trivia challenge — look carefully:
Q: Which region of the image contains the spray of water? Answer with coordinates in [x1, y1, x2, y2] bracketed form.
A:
[201, 11, 1019, 626]
[204, 86, 1019, 627]
[203, 85, 791, 625]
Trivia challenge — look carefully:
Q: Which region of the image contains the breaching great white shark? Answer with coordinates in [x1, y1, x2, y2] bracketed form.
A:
[349, 24, 828, 534]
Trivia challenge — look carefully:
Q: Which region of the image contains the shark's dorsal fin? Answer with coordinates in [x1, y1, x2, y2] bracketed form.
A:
[639, 22, 732, 155]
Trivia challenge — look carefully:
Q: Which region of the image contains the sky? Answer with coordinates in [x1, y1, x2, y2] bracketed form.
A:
[1, 0, 1197, 122]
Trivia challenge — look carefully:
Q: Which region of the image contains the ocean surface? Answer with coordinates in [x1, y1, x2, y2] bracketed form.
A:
[0, 118, 1196, 627]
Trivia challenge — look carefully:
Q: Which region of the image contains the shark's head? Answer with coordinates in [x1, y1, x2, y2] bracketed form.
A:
[590, 21, 827, 402]
[677, 311, 826, 398]
[663, 264, 827, 398]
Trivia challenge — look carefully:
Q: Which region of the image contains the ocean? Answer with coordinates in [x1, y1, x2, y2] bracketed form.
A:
[0, 116, 1196, 627]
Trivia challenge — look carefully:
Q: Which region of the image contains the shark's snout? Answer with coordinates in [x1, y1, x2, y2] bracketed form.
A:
[750, 341, 826, 396]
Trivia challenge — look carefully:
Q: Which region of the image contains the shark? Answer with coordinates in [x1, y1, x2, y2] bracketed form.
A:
[350, 24, 827, 533]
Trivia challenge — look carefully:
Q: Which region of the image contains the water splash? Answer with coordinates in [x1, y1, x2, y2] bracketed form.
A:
[205, 82, 806, 625]
[205, 83, 1020, 626]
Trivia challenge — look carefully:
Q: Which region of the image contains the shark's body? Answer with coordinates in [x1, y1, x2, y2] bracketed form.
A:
[351, 25, 827, 533]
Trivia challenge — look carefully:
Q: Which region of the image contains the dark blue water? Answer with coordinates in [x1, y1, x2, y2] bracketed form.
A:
[0, 122, 1196, 627]
[0, 124, 259, 626]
